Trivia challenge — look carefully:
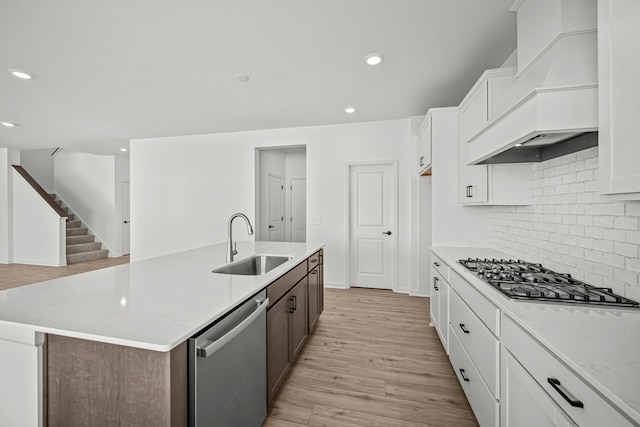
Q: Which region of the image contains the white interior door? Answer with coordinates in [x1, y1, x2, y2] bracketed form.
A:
[122, 182, 130, 255]
[349, 163, 397, 290]
[268, 174, 284, 241]
[290, 178, 306, 242]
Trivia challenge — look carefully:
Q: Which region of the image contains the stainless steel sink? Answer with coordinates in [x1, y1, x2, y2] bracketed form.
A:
[212, 255, 292, 276]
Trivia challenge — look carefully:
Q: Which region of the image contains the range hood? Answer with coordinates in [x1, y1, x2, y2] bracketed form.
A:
[477, 132, 598, 165]
[466, 0, 598, 166]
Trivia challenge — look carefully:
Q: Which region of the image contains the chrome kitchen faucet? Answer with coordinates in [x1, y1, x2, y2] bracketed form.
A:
[226, 213, 254, 263]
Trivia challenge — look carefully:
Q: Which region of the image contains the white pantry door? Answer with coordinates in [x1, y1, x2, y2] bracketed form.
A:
[268, 174, 284, 241]
[349, 163, 397, 290]
[290, 178, 306, 242]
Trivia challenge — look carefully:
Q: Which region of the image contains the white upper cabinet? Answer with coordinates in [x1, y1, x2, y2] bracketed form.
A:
[416, 113, 432, 175]
[458, 68, 531, 205]
[459, 68, 516, 146]
[598, 0, 640, 199]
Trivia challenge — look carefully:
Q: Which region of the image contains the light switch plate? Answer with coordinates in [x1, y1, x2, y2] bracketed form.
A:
[310, 217, 321, 225]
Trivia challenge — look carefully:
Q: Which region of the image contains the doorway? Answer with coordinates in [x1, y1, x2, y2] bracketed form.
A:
[256, 146, 307, 242]
[348, 161, 398, 290]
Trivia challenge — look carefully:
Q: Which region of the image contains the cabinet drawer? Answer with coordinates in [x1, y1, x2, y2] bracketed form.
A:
[450, 289, 499, 399]
[450, 270, 500, 335]
[267, 261, 307, 309]
[431, 253, 449, 282]
[308, 251, 321, 271]
[501, 315, 634, 427]
[449, 325, 499, 427]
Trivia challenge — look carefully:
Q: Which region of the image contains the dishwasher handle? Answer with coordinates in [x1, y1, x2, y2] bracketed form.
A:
[197, 296, 269, 358]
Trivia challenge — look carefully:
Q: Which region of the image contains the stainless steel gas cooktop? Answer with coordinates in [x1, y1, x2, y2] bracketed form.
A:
[458, 258, 639, 308]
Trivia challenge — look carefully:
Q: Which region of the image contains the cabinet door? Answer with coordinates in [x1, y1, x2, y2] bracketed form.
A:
[307, 268, 320, 332]
[267, 295, 291, 404]
[436, 279, 448, 354]
[288, 279, 308, 361]
[471, 81, 489, 134]
[598, 0, 640, 198]
[460, 164, 489, 204]
[501, 348, 575, 427]
[459, 102, 473, 144]
[420, 116, 432, 172]
[430, 267, 441, 330]
[318, 260, 324, 314]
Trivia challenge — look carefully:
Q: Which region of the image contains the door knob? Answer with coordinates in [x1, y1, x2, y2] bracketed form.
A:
[383, 231, 392, 235]
[123, 220, 130, 224]
[268, 225, 275, 229]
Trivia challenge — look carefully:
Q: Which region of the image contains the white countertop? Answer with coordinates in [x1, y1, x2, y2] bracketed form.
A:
[0, 241, 324, 352]
[432, 246, 640, 424]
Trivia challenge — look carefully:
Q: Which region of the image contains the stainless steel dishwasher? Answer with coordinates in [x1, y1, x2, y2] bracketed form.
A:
[188, 290, 268, 427]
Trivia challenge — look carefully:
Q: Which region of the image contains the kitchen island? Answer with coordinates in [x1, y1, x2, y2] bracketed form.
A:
[0, 240, 324, 427]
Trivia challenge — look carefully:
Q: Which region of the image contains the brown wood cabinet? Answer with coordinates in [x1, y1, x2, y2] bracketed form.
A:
[46, 335, 187, 427]
[266, 250, 324, 405]
[307, 267, 320, 332]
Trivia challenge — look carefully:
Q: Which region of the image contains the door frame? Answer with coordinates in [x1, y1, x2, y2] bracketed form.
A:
[345, 160, 399, 291]
[267, 173, 285, 241]
[288, 177, 306, 242]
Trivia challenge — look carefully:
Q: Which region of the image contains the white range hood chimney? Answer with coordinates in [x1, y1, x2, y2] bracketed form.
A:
[466, 0, 598, 165]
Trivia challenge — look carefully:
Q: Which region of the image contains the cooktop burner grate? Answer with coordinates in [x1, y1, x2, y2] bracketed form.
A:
[458, 258, 639, 308]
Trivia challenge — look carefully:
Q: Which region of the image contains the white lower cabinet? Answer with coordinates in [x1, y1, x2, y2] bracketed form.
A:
[449, 325, 499, 427]
[429, 262, 449, 354]
[432, 258, 637, 427]
[501, 315, 634, 427]
[450, 290, 499, 398]
[501, 348, 576, 427]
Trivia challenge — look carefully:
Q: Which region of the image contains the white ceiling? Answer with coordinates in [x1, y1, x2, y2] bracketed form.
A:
[0, 0, 516, 155]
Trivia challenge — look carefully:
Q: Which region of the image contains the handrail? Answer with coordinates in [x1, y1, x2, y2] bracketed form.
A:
[12, 165, 68, 218]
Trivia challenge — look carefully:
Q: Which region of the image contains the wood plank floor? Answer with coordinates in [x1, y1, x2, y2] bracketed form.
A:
[264, 287, 479, 427]
[0, 256, 130, 291]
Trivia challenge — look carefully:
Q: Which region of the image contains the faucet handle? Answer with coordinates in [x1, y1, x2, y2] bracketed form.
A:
[232, 242, 238, 256]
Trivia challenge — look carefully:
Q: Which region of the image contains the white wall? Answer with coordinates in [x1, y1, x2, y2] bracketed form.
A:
[13, 169, 66, 266]
[130, 119, 415, 292]
[0, 149, 20, 263]
[54, 151, 118, 255]
[20, 149, 55, 193]
[492, 147, 640, 301]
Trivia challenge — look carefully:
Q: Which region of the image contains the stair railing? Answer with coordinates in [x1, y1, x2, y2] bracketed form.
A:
[12, 165, 68, 219]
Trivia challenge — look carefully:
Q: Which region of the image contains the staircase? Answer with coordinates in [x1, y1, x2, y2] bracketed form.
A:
[49, 193, 109, 264]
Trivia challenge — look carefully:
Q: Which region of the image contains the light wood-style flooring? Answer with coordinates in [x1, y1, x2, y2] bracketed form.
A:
[264, 287, 478, 427]
[0, 256, 130, 291]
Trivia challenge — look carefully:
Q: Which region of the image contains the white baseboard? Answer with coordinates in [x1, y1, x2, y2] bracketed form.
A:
[12, 258, 65, 267]
[324, 282, 350, 289]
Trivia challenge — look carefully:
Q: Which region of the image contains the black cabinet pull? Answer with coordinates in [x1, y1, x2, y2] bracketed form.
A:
[289, 296, 297, 313]
[310, 270, 317, 275]
[459, 369, 470, 382]
[310, 259, 318, 264]
[459, 323, 470, 334]
[433, 277, 439, 291]
[469, 185, 473, 198]
[547, 378, 584, 408]
[433, 262, 440, 267]
[419, 156, 425, 167]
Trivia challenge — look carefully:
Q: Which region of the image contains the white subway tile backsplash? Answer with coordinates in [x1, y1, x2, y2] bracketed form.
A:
[491, 147, 640, 299]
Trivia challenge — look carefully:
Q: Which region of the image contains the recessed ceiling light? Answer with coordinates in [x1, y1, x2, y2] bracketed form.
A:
[8, 69, 35, 80]
[235, 73, 250, 83]
[1, 122, 18, 127]
[120, 148, 128, 152]
[345, 106, 356, 114]
[364, 53, 384, 66]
